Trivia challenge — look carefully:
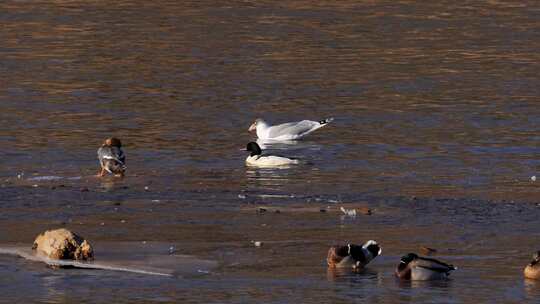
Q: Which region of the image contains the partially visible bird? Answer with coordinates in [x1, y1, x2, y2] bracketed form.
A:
[327, 240, 382, 271]
[395, 253, 456, 280]
[524, 251, 540, 280]
[245, 141, 299, 167]
[248, 118, 334, 141]
[97, 137, 126, 177]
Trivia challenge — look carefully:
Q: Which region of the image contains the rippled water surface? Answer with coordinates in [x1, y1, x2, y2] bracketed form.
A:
[2, 1, 540, 303]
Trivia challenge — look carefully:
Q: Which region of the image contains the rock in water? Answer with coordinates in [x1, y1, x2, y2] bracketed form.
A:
[32, 228, 94, 261]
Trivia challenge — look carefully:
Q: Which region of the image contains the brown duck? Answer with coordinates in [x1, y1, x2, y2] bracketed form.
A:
[97, 137, 126, 177]
[524, 251, 540, 280]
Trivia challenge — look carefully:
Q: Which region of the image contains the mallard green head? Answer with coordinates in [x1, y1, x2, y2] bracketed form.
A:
[400, 253, 418, 265]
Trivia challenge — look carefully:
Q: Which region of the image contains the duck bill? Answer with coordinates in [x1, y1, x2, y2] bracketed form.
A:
[248, 123, 257, 132]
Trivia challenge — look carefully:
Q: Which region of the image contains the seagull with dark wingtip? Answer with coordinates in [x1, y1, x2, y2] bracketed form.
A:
[97, 137, 126, 177]
[327, 240, 382, 271]
[395, 253, 456, 280]
[248, 118, 334, 141]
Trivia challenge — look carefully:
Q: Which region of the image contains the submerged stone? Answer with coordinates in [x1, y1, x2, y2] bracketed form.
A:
[32, 228, 94, 261]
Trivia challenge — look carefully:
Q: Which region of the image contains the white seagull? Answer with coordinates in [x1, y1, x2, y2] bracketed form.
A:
[248, 118, 334, 141]
[245, 142, 299, 167]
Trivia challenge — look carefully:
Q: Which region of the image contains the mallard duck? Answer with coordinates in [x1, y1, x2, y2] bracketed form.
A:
[395, 253, 456, 280]
[327, 240, 381, 271]
[97, 137, 126, 177]
[524, 251, 540, 280]
[245, 142, 299, 167]
[248, 118, 333, 141]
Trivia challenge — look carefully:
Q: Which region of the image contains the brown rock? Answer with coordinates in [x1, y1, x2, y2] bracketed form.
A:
[32, 228, 94, 261]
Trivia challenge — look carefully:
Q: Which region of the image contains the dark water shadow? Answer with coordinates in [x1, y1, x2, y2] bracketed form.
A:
[326, 266, 380, 283]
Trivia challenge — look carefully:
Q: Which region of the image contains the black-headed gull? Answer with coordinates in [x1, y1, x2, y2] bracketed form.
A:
[248, 118, 334, 141]
[97, 137, 126, 177]
[245, 142, 299, 167]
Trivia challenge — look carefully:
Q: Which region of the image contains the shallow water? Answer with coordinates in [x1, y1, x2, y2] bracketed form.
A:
[2, 0, 540, 303]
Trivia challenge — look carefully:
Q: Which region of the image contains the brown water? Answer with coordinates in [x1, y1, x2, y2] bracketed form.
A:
[2, 1, 540, 303]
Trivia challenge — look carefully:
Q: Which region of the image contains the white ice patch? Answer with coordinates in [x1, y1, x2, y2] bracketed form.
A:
[27, 176, 64, 181]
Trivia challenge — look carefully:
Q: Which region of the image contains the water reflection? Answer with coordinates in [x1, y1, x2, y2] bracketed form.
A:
[256, 138, 323, 152]
[396, 277, 454, 290]
[245, 167, 295, 190]
[41, 273, 67, 304]
[256, 139, 300, 149]
[97, 176, 130, 192]
[524, 278, 540, 298]
[326, 266, 380, 283]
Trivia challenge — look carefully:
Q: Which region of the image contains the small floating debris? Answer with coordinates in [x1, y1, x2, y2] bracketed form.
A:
[420, 246, 437, 255]
[257, 194, 294, 199]
[531, 176, 537, 182]
[252, 241, 263, 247]
[144, 186, 150, 191]
[168, 246, 176, 255]
[340, 207, 357, 217]
[238, 194, 246, 199]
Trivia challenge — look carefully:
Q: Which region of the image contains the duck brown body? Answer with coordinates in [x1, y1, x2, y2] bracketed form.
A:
[97, 137, 126, 177]
[524, 251, 540, 280]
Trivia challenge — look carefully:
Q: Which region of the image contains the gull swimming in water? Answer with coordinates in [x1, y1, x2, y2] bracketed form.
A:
[97, 137, 126, 177]
[244, 142, 299, 167]
[248, 118, 334, 141]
